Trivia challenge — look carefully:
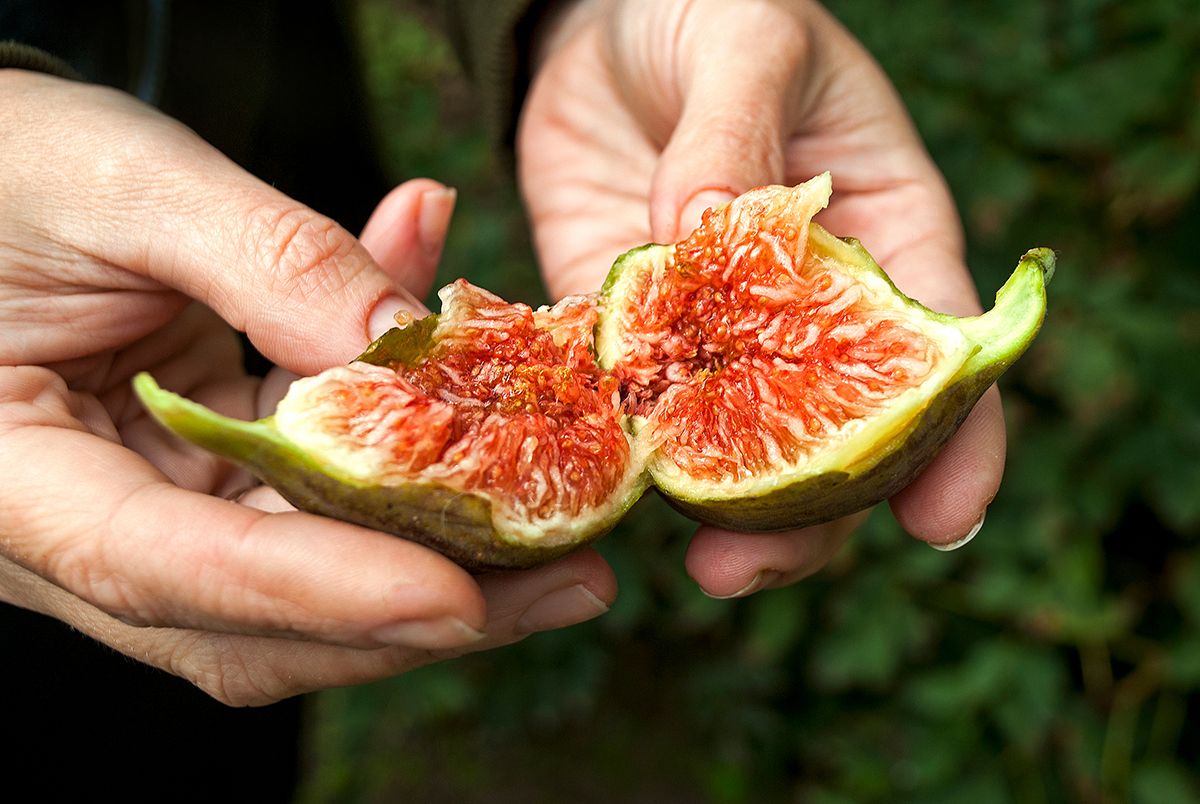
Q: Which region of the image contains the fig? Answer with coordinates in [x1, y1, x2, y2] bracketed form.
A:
[135, 174, 1052, 569]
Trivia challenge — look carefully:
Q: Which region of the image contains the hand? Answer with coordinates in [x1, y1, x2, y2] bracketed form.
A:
[518, 0, 1002, 595]
[0, 70, 614, 705]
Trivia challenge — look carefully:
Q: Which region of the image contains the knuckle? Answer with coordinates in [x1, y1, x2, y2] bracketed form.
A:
[711, 112, 775, 155]
[244, 202, 364, 305]
[87, 116, 204, 211]
[673, 107, 783, 182]
[0, 367, 70, 434]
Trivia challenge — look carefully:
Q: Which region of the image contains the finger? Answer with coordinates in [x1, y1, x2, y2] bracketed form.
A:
[813, 177, 980, 316]
[890, 385, 1005, 548]
[236, 485, 296, 513]
[517, 25, 660, 298]
[2, 546, 615, 706]
[815, 185, 1005, 547]
[648, 6, 808, 241]
[256, 365, 301, 417]
[471, 547, 616, 637]
[0, 369, 487, 649]
[5, 75, 416, 374]
[684, 513, 865, 598]
[358, 178, 456, 307]
[777, 39, 1003, 549]
[873, 231, 1005, 547]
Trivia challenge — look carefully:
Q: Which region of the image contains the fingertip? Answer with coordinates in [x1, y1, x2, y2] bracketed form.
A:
[647, 44, 789, 243]
[377, 541, 489, 633]
[367, 291, 429, 341]
[473, 548, 618, 637]
[483, 547, 619, 608]
[370, 616, 486, 650]
[360, 178, 447, 248]
[686, 514, 865, 598]
[684, 526, 771, 597]
[417, 185, 456, 264]
[673, 187, 737, 241]
[555, 546, 620, 606]
[359, 178, 455, 300]
[513, 583, 610, 635]
[890, 386, 1006, 546]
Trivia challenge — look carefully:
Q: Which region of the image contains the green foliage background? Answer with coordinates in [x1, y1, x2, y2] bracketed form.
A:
[300, 1, 1200, 801]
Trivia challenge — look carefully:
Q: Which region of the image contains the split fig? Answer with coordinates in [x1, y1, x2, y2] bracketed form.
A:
[135, 174, 1053, 569]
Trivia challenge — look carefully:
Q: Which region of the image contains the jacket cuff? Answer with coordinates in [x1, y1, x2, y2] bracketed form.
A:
[438, 0, 555, 149]
[0, 40, 83, 80]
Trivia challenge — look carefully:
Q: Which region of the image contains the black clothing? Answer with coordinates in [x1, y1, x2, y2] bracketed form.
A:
[1, 3, 393, 798]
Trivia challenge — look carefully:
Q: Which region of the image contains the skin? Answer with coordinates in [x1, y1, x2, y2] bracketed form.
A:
[0, 70, 614, 706]
[518, 0, 1005, 597]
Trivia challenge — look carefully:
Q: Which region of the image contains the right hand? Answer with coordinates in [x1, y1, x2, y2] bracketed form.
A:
[0, 69, 615, 706]
[519, 0, 1003, 596]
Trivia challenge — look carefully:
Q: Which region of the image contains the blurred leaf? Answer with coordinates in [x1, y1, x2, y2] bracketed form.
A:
[1014, 41, 1188, 152]
[1131, 761, 1200, 804]
[741, 586, 807, 663]
[810, 569, 929, 690]
[1165, 636, 1200, 687]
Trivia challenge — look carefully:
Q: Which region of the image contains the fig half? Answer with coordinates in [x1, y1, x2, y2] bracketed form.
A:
[596, 174, 1051, 530]
[135, 174, 1052, 569]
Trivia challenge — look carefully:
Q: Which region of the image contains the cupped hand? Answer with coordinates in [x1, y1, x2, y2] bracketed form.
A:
[0, 70, 614, 705]
[518, 0, 1002, 595]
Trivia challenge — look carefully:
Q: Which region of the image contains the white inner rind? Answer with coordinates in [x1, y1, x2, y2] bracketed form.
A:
[596, 244, 673, 376]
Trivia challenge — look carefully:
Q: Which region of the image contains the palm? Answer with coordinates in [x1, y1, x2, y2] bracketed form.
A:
[521, 9, 977, 314]
[518, 26, 659, 298]
[24, 298, 265, 500]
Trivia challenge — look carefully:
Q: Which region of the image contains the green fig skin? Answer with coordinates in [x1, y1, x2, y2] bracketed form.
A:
[638, 244, 1053, 533]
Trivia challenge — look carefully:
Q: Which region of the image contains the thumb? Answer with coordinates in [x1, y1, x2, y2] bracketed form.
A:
[648, 10, 806, 242]
[20, 83, 423, 376]
[150, 177, 422, 376]
[359, 178, 457, 305]
[121, 160, 424, 375]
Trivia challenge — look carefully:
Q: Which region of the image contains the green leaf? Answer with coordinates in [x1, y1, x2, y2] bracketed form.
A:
[1132, 762, 1200, 804]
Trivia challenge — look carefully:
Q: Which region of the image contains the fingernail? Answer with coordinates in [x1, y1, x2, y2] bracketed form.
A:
[515, 584, 610, 635]
[678, 190, 733, 239]
[418, 186, 456, 260]
[368, 292, 424, 340]
[371, 616, 485, 649]
[703, 570, 781, 600]
[930, 510, 986, 552]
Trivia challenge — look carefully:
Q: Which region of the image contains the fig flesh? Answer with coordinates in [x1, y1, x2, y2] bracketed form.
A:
[135, 174, 1052, 569]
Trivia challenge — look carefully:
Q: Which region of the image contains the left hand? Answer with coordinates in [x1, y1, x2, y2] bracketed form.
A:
[517, 0, 1004, 596]
[0, 72, 616, 703]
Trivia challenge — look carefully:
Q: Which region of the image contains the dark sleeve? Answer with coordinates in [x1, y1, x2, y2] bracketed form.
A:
[0, 40, 82, 79]
[435, 0, 553, 147]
